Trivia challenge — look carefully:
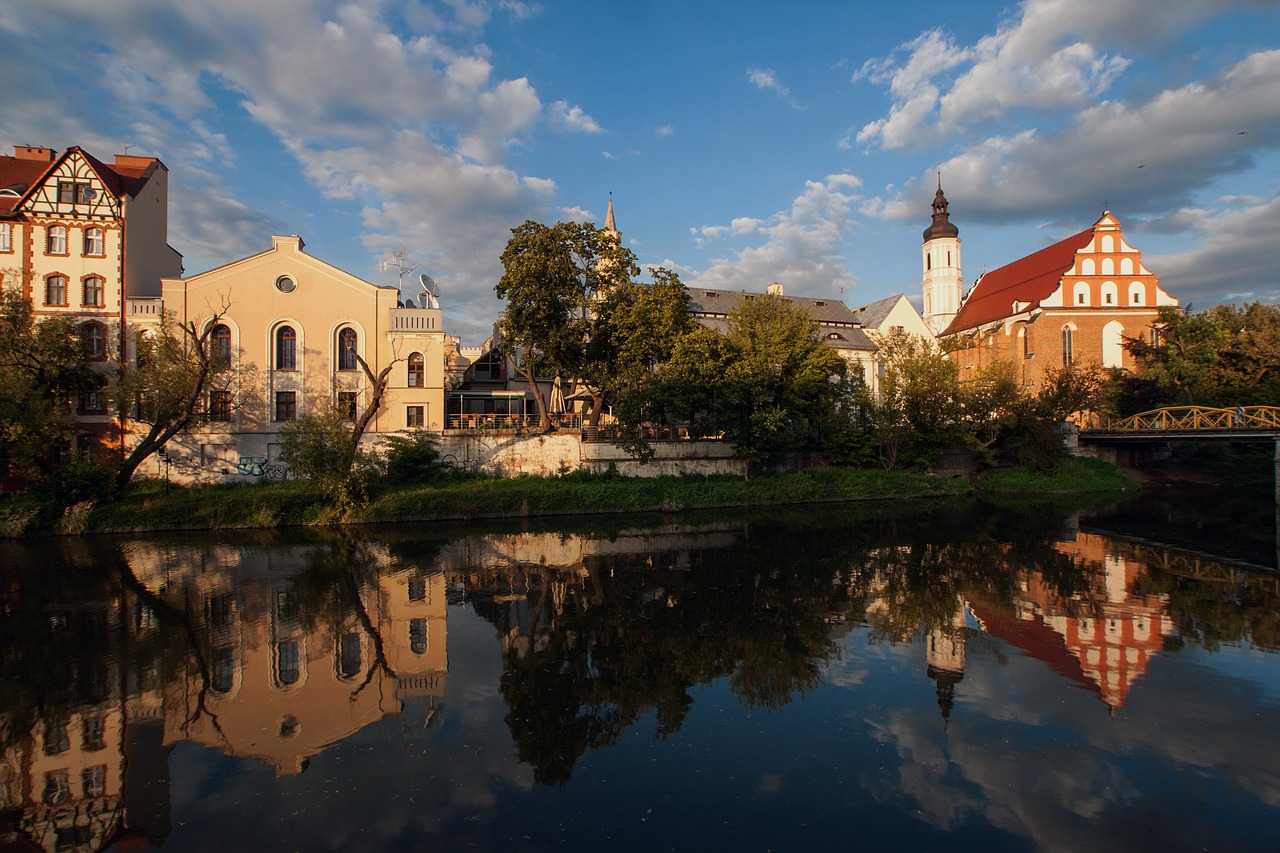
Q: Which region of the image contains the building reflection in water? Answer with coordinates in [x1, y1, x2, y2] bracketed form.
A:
[0, 511, 1275, 849]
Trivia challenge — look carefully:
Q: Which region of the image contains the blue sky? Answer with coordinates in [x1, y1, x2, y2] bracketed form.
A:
[3, 0, 1278, 341]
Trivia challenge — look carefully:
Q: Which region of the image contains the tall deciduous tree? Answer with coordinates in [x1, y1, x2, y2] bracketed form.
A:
[0, 288, 100, 480]
[719, 294, 845, 477]
[494, 220, 637, 431]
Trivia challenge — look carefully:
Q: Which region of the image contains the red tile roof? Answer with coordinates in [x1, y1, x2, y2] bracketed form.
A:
[0, 156, 53, 215]
[942, 227, 1094, 335]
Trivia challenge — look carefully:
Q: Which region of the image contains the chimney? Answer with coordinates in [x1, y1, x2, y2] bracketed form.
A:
[14, 146, 55, 162]
[767, 282, 784, 296]
[114, 154, 156, 170]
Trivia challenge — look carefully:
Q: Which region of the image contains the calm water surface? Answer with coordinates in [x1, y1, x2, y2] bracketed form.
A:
[1, 495, 1278, 852]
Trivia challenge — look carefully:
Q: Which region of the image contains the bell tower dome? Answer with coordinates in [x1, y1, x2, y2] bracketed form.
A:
[921, 178, 962, 335]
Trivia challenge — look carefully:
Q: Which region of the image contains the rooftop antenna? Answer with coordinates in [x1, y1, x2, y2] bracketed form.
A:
[379, 247, 418, 297]
[123, 144, 135, 155]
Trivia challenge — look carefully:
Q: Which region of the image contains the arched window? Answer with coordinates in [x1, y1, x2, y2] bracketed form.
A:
[212, 323, 232, 365]
[1129, 283, 1145, 305]
[407, 352, 424, 387]
[1100, 235, 1115, 253]
[275, 640, 300, 686]
[926, 253, 931, 271]
[1081, 258, 1096, 275]
[337, 327, 358, 371]
[1103, 321, 1124, 368]
[275, 325, 297, 370]
[1074, 282, 1090, 306]
[1101, 257, 1115, 275]
[1120, 257, 1134, 275]
[409, 618, 428, 655]
[338, 634, 361, 679]
[82, 276, 104, 308]
[81, 322, 106, 360]
[1019, 327, 1028, 359]
[83, 227, 104, 256]
[46, 225, 66, 254]
[1101, 281, 1118, 306]
[45, 274, 67, 306]
[1062, 324, 1076, 367]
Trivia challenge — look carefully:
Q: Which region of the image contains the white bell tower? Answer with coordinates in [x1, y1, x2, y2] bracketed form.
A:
[921, 179, 962, 336]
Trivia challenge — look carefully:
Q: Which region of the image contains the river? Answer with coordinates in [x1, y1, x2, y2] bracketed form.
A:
[1, 492, 1277, 852]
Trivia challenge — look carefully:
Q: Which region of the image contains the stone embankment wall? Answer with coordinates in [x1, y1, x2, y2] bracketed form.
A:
[146, 431, 743, 485]
[438, 433, 742, 478]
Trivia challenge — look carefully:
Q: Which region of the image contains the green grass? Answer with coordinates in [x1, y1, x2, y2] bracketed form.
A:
[977, 456, 1138, 494]
[4, 458, 1136, 537]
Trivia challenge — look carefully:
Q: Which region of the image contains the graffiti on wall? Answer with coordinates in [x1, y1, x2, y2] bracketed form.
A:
[235, 457, 289, 479]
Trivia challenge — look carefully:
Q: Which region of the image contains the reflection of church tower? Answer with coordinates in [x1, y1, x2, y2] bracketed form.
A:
[926, 599, 968, 722]
[921, 179, 962, 335]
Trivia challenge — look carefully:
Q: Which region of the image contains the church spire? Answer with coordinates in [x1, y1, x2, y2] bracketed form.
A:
[604, 192, 618, 237]
[923, 181, 959, 241]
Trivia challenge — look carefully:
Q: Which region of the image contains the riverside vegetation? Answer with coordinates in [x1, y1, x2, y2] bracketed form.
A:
[0, 456, 1134, 537]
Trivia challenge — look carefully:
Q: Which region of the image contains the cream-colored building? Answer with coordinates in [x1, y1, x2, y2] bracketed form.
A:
[0, 144, 182, 461]
[154, 235, 448, 480]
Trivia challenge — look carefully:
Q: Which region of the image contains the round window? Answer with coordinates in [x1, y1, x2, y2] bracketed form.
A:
[275, 275, 296, 293]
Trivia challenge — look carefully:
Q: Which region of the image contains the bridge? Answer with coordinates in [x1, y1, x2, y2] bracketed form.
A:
[1078, 406, 1280, 503]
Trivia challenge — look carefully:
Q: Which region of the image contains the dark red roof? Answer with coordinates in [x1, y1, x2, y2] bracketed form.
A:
[942, 227, 1094, 335]
[0, 156, 53, 214]
[968, 600, 1100, 697]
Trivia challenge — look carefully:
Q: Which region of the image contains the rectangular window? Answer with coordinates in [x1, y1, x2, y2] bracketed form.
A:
[82, 765, 107, 799]
[58, 181, 90, 205]
[84, 227, 104, 255]
[407, 405, 424, 427]
[275, 390, 297, 422]
[0, 223, 10, 252]
[46, 275, 67, 306]
[83, 277, 103, 307]
[46, 226, 66, 254]
[337, 391, 358, 420]
[79, 391, 105, 414]
[209, 388, 232, 422]
[81, 717, 106, 751]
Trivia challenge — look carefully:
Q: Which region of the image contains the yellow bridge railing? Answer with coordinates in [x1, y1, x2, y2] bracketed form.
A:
[1098, 406, 1280, 433]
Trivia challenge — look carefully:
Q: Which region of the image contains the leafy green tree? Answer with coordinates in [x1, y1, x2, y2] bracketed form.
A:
[0, 288, 100, 482]
[869, 328, 963, 469]
[494, 220, 638, 430]
[380, 430, 450, 483]
[718, 294, 846, 476]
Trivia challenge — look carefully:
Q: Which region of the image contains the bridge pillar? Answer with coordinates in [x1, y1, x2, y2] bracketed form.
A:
[1275, 438, 1280, 506]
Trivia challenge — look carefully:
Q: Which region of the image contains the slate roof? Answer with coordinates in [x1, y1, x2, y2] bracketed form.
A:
[942, 227, 1094, 336]
[685, 286, 876, 351]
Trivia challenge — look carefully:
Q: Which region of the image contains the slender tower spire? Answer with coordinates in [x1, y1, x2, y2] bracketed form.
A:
[921, 177, 962, 336]
[604, 191, 619, 238]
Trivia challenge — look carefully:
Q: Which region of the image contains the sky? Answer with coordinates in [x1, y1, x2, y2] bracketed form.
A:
[3, 0, 1279, 342]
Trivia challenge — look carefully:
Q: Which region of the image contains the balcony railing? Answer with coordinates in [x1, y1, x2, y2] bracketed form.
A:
[126, 298, 163, 319]
[388, 307, 442, 332]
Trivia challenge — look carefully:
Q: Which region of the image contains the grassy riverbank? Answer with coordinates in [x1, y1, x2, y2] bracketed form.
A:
[0, 459, 1136, 537]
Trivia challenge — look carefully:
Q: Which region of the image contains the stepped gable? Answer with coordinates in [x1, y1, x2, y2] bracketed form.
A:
[941, 227, 1094, 336]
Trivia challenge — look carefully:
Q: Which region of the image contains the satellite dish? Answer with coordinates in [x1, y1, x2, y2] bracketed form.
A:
[80, 186, 97, 202]
[419, 273, 439, 296]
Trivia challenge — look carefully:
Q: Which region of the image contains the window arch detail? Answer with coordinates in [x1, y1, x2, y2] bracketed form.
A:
[337, 327, 358, 371]
[1101, 281, 1118, 306]
[1129, 283, 1145, 305]
[407, 352, 424, 387]
[81, 321, 106, 360]
[1073, 282, 1090, 306]
[1061, 323, 1076, 367]
[1103, 321, 1124, 368]
[82, 275, 104, 308]
[212, 323, 232, 366]
[83, 227, 104, 256]
[275, 325, 297, 370]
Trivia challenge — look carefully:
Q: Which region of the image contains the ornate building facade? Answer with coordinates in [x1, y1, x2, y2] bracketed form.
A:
[924, 189, 1179, 389]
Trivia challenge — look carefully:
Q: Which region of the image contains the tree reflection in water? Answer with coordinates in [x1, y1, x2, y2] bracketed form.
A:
[0, 497, 1277, 847]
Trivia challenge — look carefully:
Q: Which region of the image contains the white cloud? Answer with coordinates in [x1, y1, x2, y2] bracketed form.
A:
[688, 174, 861, 297]
[1146, 197, 1280, 306]
[747, 66, 802, 108]
[868, 49, 1280, 225]
[656, 125, 675, 137]
[549, 100, 604, 134]
[849, 0, 1248, 149]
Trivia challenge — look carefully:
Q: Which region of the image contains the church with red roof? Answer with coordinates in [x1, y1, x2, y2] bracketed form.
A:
[921, 189, 1179, 389]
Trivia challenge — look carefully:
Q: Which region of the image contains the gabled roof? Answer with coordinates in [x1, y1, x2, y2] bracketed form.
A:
[942, 227, 1094, 336]
[0, 145, 162, 214]
[850, 293, 908, 329]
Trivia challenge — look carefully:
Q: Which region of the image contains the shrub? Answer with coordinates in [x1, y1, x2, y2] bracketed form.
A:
[381, 430, 449, 484]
